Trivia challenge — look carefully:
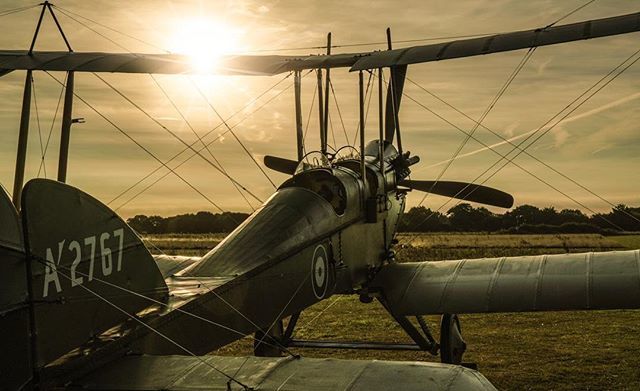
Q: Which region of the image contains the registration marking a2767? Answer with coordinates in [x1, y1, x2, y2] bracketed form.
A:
[42, 228, 124, 297]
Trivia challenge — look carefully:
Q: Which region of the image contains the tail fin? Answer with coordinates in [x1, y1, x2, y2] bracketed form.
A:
[20, 179, 168, 368]
[0, 184, 32, 390]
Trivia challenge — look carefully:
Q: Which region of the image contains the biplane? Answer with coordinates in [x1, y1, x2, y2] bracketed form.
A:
[1, 2, 639, 390]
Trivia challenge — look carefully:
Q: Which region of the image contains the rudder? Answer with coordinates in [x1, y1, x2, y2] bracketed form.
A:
[21, 179, 168, 369]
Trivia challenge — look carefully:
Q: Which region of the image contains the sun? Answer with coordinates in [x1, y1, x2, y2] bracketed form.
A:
[167, 18, 244, 73]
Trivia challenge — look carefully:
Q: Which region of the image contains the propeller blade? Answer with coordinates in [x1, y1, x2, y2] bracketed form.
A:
[400, 179, 514, 208]
[264, 155, 298, 175]
[384, 65, 407, 143]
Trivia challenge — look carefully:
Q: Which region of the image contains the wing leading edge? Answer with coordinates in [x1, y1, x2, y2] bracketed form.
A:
[372, 250, 640, 315]
[0, 12, 638, 76]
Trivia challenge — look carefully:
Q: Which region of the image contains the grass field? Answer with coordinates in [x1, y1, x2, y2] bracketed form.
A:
[145, 233, 640, 390]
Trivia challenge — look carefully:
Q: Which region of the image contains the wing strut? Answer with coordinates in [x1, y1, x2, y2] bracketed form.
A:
[294, 71, 304, 161]
[12, 71, 31, 210]
[384, 28, 407, 155]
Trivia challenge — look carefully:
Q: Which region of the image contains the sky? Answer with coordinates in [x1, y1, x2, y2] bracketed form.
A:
[0, 0, 638, 218]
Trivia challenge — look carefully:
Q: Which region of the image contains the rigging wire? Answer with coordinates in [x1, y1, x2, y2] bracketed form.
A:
[51, 4, 170, 53]
[399, 48, 537, 232]
[55, 5, 270, 206]
[30, 74, 47, 178]
[33, 257, 252, 390]
[399, 48, 640, 246]
[109, 74, 291, 207]
[150, 74, 256, 212]
[426, 48, 536, 192]
[54, 6, 130, 52]
[43, 71, 231, 217]
[190, 78, 277, 189]
[231, 270, 310, 379]
[292, 295, 343, 338]
[545, 0, 597, 29]
[0, 4, 38, 18]
[251, 269, 311, 354]
[406, 76, 640, 227]
[114, 74, 299, 211]
[92, 72, 264, 204]
[36, 253, 297, 357]
[328, 80, 350, 147]
[351, 69, 375, 147]
[192, 271, 304, 359]
[302, 81, 317, 153]
[480, 54, 640, 194]
[328, 110, 337, 149]
[222, 32, 506, 54]
[37, 73, 66, 178]
[52, 3, 503, 55]
[49, 0, 599, 58]
[399, 92, 625, 234]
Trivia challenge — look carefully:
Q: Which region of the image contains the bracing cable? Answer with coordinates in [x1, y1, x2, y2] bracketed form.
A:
[114, 74, 300, 211]
[34, 257, 252, 390]
[189, 78, 277, 189]
[109, 74, 291, 207]
[37, 73, 66, 178]
[399, 49, 640, 246]
[43, 71, 232, 218]
[406, 76, 640, 227]
[30, 74, 47, 178]
[150, 74, 256, 212]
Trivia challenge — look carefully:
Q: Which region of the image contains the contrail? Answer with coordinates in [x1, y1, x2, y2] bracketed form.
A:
[417, 92, 640, 171]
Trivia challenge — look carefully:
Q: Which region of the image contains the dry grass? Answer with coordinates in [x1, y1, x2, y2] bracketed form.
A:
[148, 233, 640, 390]
[397, 233, 624, 250]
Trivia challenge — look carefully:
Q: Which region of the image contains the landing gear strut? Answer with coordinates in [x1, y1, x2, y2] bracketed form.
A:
[440, 313, 466, 364]
[254, 320, 284, 357]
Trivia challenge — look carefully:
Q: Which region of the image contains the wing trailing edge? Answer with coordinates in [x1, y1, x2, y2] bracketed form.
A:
[372, 250, 640, 315]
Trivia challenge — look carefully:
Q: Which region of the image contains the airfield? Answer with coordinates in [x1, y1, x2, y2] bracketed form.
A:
[146, 233, 640, 391]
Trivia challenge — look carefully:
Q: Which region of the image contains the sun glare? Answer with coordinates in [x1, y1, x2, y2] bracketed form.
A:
[168, 18, 244, 73]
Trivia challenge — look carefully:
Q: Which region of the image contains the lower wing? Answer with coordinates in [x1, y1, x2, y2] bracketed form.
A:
[371, 250, 640, 315]
[71, 354, 496, 390]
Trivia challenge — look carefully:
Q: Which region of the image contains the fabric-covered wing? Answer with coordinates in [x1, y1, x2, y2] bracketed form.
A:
[372, 250, 640, 315]
[351, 12, 640, 70]
[0, 12, 638, 76]
[71, 355, 496, 390]
[0, 50, 360, 76]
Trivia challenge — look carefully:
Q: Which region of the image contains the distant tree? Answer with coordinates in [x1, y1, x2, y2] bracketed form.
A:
[126, 202, 639, 235]
[591, 204, 640, 232]
[398, 206, 450, 232]
[127, 215, 166, 234]
[446, 203, 500, 232]
[127, 211, 249, 234]
[502, 205, 543, 227]
[558, 208, 589, 225]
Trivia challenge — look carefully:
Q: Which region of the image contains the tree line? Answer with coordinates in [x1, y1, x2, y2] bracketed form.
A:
[127, 204, 640, 234]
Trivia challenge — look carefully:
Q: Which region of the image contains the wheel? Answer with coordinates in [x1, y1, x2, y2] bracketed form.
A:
[440, 313, 466, 364]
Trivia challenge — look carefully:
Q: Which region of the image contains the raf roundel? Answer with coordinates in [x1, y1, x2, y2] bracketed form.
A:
[311, 245, 329, 299]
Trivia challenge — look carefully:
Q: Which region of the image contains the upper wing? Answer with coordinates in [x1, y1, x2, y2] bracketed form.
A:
[371, 250, 640, 315]
[1, 12, 638, 76]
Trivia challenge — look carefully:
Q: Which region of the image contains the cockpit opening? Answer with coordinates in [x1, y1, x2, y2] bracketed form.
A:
[281, 169, 347, 215]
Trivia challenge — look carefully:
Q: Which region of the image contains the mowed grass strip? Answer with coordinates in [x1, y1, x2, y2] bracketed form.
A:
[153, 233, 640, 390]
